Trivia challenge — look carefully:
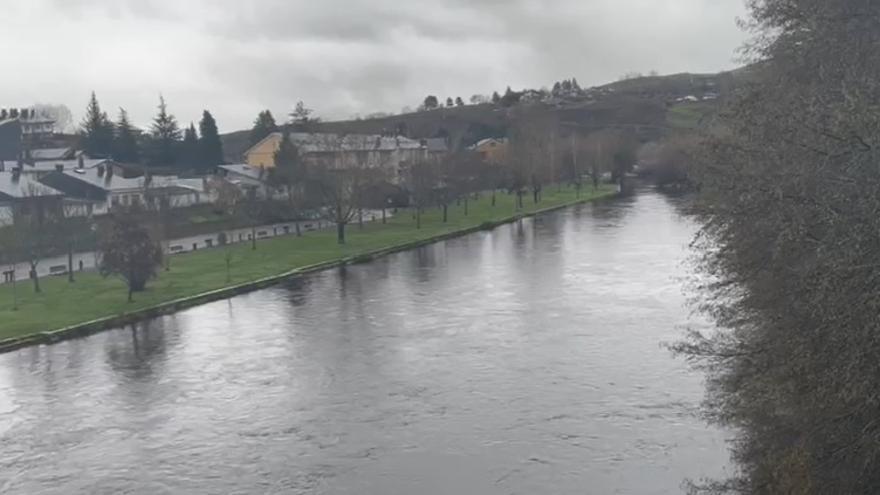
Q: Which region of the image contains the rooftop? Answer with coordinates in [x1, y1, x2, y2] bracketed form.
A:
[30, 147, 74, 161]
[0, 172, 62, 201]
[247, 132, 424, 156]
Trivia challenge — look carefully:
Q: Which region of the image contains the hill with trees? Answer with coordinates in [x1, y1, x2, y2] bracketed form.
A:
[221, 69, 744, 163]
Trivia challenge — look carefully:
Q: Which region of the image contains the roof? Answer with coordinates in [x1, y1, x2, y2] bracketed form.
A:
[473, 138, 507, 149]
[0, 172, 62, 201]
[46, 167, 184, 193]
[30, 147, 74, 161]
[218, 164, 266, 181]
[423, 138, 449, 153]
[0, 119, 22, 162]
[244, 132, 424, 157]
[20, 158, 111, 173]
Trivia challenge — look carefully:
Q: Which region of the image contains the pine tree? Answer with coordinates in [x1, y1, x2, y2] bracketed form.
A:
[198, 110, 223, 172]
[249, 110, 278, 146]
[446, 97, 454, 107]
[491, 91, 501, 104]
[455, 96, 465, 106]
[572, 78, 581, 91]
[113, 108, 140, 163]
[181, 123, 199, 168]
[80, 92, 114, 158]
[552, 81, 562, 95]
[148, 95, 181, 166]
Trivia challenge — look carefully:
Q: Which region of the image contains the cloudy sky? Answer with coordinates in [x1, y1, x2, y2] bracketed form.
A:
[1, 0, 749, 133]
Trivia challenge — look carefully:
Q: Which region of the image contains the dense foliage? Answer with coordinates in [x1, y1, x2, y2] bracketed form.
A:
[98, 206, 163, 301]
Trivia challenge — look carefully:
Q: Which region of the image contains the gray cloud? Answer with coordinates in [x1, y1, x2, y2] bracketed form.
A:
[0, 0, 749, 132]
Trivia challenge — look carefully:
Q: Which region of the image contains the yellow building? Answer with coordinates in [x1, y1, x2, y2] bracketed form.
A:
[244, 133, 283, 168]
[472, 138, 508, 165]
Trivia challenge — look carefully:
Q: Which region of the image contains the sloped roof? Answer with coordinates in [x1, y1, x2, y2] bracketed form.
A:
[21, 158, 111, 173]
[30, 147, 74, 161]
[244, 132, 424, 157]
[218, 164, 266, 181]
[0, 172, 62, 201]
[48, 167, 183, 193]
[423, 138, 449, 152]
[0, 119, 22, 162]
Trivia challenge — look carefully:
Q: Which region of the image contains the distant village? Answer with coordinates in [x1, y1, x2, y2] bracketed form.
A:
[0, 105, 505, 229]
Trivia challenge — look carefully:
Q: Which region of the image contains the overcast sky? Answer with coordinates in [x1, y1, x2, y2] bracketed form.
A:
[1, 0, 748, 133]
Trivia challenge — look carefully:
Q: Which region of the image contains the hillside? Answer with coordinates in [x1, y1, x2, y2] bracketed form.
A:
[221, 70, 741, 162]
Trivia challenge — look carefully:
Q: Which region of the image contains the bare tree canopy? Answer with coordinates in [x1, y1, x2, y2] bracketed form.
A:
[678, 1, 880, 493]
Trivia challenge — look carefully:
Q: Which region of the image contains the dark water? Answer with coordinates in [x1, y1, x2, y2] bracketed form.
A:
[0, 189, 728, 494]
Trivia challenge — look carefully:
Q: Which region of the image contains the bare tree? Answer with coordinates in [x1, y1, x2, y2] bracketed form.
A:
[13, 184, 62, 294]
[210, 178, 244, 282]
[675, 2, 880, 493]
[308, 134, 373, 244]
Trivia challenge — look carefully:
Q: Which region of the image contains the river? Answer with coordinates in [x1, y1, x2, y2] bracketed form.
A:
[0, 188, 729, 494]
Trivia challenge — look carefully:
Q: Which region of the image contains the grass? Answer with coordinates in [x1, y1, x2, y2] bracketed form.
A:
[0, 185, 616, 342]
[667, 101, 717, 129]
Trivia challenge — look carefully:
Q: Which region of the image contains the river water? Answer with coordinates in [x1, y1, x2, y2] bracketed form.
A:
[0, 189, 728, 494]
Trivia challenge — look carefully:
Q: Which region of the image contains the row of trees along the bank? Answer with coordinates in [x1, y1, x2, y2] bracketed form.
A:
[1, 103, 636, 304]
[80, 92, 223, 172]
[673, 1, 880, 494]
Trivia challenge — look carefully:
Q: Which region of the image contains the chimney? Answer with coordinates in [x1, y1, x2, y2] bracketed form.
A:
[0, 160, 4, 172]
[11, 167, 20, 181]
[97, 164, 105, 177]
[106, 164, 114, 178]
[77, 155, 84, 169]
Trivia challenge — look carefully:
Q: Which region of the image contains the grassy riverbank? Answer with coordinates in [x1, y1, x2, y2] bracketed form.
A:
[0, 185, 615, 343]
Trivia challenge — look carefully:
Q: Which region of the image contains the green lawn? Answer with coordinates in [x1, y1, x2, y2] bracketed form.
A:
[0, 185, 616, 342]
[667, 101, 717, 129]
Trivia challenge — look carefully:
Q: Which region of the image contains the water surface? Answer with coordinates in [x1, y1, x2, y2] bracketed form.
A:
[0, 189, 728, 494]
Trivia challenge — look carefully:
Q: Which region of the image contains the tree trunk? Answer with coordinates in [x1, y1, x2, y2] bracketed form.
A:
[128, 286, 133, 303]
[11, 273, 18, 311]
[30, 263, 40, 293]
[442, 204, 448, 223]
[382, 208, 387, 224]
[67, 243, 75, 283]
[358, 208, 364, 229]
[295, 221, 302, 237]
[464, 197, 469, 216]
[337, 222, 346, 244]
[492, 190, 497, 207]
[251, 226, 257, 250]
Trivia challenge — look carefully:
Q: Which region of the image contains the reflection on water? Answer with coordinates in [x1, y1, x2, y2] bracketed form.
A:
[0, 188, 728, 494]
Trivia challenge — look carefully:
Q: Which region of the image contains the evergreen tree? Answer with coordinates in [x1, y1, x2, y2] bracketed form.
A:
[561, 79, 573, 92]
[571, 77, 581, 91]
[491, 91, 501, 104]
[80, 92, 114, 158]
[446, 97, 454, 107]
[249, 110, 278, 146]
[289, 101, 319, 131]
[552, 81, 562, 95]
[500, 87, 521, 107]
[181, 123, 199, 168]
[113, 108, 140, 163]
[198, 110, 224, 172]
[148, 95, 181, 166]
[269, 130, 306, 234]
[455, 96, 465, 106]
